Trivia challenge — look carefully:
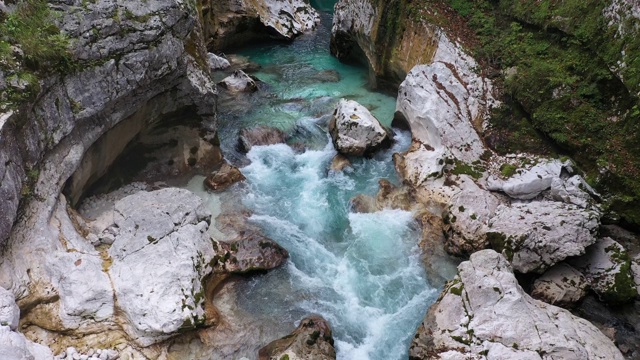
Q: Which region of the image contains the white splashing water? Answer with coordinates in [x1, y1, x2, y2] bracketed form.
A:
[236, 131, 438, 360]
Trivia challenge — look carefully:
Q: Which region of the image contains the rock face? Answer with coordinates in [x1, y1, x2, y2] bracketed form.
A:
[331, 0, 443, 89]
[569, 237, 637, 304]
[0, 287, 19, 330]
[531, 263, 589, 307]
[238, 126, 287, 153]
[487, 201, 600, 273]
[410, 250, 624, 360]
[0, 0, 216, 245]
[106, 189, 215, 346]
[218, 70, 258, 92]
[201, 0, 320, 50]
[488, 160, 567, 200]
[258, 315, 336, 360]
[204, 162, 246, 192]
[328, 99, 391, 157]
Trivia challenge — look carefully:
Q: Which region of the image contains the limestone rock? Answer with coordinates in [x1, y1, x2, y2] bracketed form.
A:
[488, 159, 568, 200]
[444, 176, 502, 256]
[349, 194, 378, 214]
[531, 263, 589, 307]
[0, 326, 54, 360]
[329, 154, 352, 172]
[549, 175, 598, 208]
[409, 250, 624, 360]
[218, 70, 258, 93]
[487, 201, 600, 273]
[632, 254, 640, 296]
[258, 315, 336, 360]
[0, 287, 19, 330]
[205, 0, 319, 50]
[208, 53, 230, 71]
[238, 126, 287, 153]
[204, 162, 245, 192]
[107, 188, 215, 346]
[328, 99, 391, 157]
[569, 237, 637, 304]
[213, 232, 288, 274]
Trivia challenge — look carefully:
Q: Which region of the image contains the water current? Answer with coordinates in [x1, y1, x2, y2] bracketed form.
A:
[185, 8, 441, 360]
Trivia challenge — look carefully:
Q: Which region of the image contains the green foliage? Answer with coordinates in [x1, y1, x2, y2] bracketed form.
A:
[1, 0, 74, 107]
[445, 0, 640, 226]
[499, 164, 517, 178]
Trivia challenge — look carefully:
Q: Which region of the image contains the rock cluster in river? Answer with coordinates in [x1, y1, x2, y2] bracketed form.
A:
[258, 315, 336, 360]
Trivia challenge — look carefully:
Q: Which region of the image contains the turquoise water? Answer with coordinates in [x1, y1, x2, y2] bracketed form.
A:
[206, 11, 437, 360]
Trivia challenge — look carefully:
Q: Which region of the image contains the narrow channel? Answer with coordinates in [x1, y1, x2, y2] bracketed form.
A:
[184, 7, 439, 360]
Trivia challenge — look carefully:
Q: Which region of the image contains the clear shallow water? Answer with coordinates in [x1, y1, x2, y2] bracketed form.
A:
[199, 11, 438, 360]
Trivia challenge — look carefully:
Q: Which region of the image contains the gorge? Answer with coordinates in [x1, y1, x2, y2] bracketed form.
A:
[1, 0, 640, 359]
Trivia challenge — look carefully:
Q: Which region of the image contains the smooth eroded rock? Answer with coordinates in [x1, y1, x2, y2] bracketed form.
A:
[329, 99, 391, 157]
[409, 250, 624, 360]
[208, 52, 230, 71]
[258, 315, 336, 360]
[0, 287, 19, 330]
[329, 154, 352, 172]
[107, 188, 215, 346]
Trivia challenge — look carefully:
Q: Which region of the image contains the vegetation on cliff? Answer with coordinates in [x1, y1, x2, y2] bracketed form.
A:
[437, 0, 640, 228]
[0, 0, 73, 108]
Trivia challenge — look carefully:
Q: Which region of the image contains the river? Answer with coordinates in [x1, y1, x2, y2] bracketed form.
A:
[182, 8, 439, 360]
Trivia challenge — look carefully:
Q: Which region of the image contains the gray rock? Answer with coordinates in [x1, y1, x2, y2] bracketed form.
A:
[329, 154, 352, 172]
[329, 99, 391, 157]
[531, 263, 589, 307]
[0, 325, 54, 360]
[207, 53, 230, 71]
[549, 175, 598, 208]
[0, 287, 19, 330]
[237, 126, 287, 153]
[487, 201, 600, 273]
[569, 237, 637, 304]
[218, 70, 258, 93]
[487, 159, 565, 200]
[213, 232, 288, 274]
[258, 315, 336, 360]
[107, 188, 215, 346]
[445, 176, 501, 256]
[632, 254, 640, 296]
[410, 250, 624, 360]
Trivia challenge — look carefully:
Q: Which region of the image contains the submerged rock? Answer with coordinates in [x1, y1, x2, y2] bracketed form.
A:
[329, 154, 352, 172]
[218, 70, 258, 93]
[410, 250, 624, 360]
[329, 99, 391, 157]
[569, 237, 637, 304]
[237, 126, 287, 153]
[531, 263, 589, 307]
[258, 315, 336, 360]
[204, 162, 246, 192]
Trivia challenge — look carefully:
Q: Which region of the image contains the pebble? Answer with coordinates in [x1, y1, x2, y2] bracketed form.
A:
[55, 348, 120, 360]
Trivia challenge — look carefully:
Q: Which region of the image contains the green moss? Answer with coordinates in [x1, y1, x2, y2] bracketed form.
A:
[500, 163, 518, 178]
[280, 355, 290, 360]
[450, 160, 484, 179]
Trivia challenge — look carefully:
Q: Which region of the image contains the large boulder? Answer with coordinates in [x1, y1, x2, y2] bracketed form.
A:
[569, 237, 637, 304]
[0, 326, 54, 360]
[208, 52, 230, 71]
[328, 99, 391, 157]
[487, 201, 600, 273]
[531, 263, 589, 307]
[409, 250, 624, 360]
[106, 188, 216, 346]
[258, 315, 336, 360]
